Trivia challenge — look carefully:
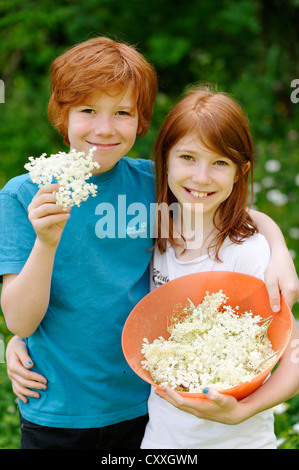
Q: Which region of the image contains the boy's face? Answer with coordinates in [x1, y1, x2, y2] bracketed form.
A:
[68, 87, 140, 174]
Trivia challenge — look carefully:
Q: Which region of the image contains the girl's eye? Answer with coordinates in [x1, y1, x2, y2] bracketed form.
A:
[180, 155, 194, 161]
[215, 160, 229, 166]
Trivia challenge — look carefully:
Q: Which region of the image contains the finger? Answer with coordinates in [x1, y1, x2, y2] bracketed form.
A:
[16, 349, 35, 370]
[8, 355, 48, 384]
[17, 393, 29, 404]
[33, 212, 71, 230]
[9, 363, 48, 385]
[29, 184, 60, 207]
[156, 386, 185, 406]
[202, 387, 226, 404]
[10, 370, 48, 389]
[13, 383, 42, 401]
[264, 280, 281, 313]
[37, 183, 60, 195]
[155, 387, 214, 420]
[29, 200, 71, 219]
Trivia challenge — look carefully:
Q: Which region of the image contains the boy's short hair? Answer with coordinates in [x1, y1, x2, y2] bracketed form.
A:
[47, 37, 158, 145]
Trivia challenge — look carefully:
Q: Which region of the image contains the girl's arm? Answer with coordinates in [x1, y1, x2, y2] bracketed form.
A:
[6, 336, 47, 404]
[249, 209, 299, 311]
[1, 184, 71, 337]
[156, 315, 299, 425]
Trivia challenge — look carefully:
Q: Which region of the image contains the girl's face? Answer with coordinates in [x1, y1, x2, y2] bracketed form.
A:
[67, 86, 140, 174]
[167, 134, 242, 223]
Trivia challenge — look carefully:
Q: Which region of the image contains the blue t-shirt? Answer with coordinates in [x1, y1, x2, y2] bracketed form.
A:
[0, 157, 155, 428]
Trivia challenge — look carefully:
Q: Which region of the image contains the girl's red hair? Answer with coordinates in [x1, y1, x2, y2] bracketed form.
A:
[155, 85, 257, 260]
[47, 37, 158, 145]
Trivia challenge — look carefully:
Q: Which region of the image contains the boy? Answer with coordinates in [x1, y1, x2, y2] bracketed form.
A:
[0, 36, 158, 449]
[1, 36, 298, 449]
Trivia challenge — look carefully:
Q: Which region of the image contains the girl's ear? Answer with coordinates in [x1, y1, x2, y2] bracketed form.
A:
[234, 161, 251, 183]
[242, 161, 251, 175]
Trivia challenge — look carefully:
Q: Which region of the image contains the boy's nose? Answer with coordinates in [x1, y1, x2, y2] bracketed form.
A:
[94, 115, 115, 136]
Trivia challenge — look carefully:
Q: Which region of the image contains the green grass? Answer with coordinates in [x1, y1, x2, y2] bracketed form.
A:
[0, 363, 21, 449]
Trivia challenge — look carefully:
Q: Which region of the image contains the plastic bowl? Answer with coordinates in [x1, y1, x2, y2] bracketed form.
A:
[122, 271, 293, 400]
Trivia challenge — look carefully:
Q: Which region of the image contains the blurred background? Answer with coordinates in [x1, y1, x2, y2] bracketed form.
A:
[0, 0, 299, 449]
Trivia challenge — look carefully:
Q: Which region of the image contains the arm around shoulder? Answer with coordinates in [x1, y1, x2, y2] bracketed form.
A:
[249, 209, 299, 310]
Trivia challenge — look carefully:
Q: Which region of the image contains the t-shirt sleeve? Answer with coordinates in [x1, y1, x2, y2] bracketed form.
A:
[0, 191, 36, 281]
[230, 234, 271, 281]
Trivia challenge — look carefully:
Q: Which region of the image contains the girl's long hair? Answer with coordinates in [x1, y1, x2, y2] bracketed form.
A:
[155, 84, 257, 261]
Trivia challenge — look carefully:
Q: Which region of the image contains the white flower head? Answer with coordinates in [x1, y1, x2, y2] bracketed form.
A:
[25, 147, 100, 209]
[142, 291, 276, 392]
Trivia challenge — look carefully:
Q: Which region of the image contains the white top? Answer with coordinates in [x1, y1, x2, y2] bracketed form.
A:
[141, 233, 277, 449]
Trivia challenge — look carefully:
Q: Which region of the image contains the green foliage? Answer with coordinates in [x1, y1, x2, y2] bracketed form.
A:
[0, 0, 299, 449]
[0, 365, 20, 449]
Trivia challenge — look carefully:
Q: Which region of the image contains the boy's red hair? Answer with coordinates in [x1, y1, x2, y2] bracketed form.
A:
[155, 85, 257, 260]
[47, 37, 158, 145]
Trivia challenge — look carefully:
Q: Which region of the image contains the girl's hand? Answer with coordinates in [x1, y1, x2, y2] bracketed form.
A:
[28, 184, 71, 248]
[264, 250, 299, 312]
[155, 387, 248, 425]
[6, 336, 47, 404]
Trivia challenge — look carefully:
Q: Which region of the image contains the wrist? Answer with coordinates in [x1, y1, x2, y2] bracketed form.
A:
[34, 236, 59, 255]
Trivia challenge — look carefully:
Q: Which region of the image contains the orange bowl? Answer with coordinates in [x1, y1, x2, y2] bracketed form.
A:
[122, 271, 293, 400]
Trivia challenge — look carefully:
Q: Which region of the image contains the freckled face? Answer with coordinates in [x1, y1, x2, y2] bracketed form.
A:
[67, 87, 140, 174]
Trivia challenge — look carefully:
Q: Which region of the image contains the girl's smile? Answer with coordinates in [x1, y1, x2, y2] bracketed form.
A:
[183, 187, 217, 199]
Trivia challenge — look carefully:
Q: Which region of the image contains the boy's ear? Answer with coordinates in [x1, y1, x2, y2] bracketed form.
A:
[137, 123, 143, 136]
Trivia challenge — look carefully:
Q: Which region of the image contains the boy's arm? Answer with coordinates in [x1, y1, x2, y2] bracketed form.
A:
[1, 184, 71, 337]
[2, 242, 57, 337]
[249, 209, 299, 311]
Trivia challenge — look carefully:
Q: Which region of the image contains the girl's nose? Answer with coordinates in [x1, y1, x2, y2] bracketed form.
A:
[94, 114, 115, 136]
[191, 163, 212, 184]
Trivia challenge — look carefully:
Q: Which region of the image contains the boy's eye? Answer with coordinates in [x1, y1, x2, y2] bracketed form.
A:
[116, 110, 131, 116]
[81, 108, 95, 114]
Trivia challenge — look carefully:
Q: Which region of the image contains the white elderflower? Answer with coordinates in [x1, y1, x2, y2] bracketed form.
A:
[25, 147, 100, 208]
[142, 291, 277, 392]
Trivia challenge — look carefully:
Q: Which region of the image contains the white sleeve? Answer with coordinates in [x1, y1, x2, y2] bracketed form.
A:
[228, 233, 271, 281]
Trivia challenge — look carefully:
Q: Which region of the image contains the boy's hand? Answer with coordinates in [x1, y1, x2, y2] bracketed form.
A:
[6, 336, 47, 404]
[28, 184, 71, 248]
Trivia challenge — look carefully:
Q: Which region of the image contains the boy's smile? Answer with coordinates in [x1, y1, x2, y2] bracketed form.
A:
[67, 87, 140, 174]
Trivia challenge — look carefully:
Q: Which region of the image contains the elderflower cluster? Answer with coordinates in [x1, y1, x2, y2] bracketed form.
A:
[24, 147, 100, 208]
[141, 291, 276, 392]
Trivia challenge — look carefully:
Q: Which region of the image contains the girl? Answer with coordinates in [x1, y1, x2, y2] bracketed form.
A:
[141, 85, 299, 449]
